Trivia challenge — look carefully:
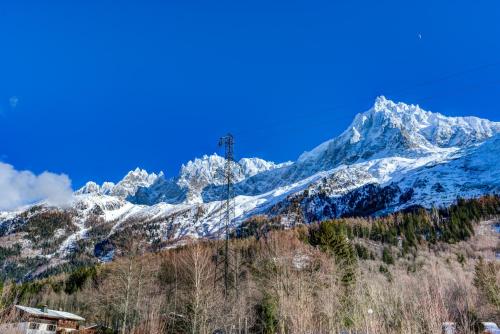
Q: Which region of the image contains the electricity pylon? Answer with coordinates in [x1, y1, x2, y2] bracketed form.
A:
[216, 133, 236, 298]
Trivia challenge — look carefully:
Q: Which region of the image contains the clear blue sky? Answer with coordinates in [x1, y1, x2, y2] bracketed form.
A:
[1, 0, 499, 188]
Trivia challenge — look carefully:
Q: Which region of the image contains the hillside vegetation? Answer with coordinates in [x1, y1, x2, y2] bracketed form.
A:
[1, 196, 499, 333]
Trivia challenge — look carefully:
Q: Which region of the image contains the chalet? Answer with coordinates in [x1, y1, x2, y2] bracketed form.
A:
[0, 304, 85, 333]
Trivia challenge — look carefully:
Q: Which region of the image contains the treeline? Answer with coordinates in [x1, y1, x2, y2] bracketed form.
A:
[1, 226, 498, 333]
[242, 195, 500, 251]
[0, 266, 98, 309]
[367, 196, 500, 245]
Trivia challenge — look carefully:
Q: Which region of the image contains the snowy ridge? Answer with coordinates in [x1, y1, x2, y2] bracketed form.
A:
[76, 168, 163, 198]
[2, 96, 500, 272]
[177, 154, 291, 202]
[299, 96, 500, 166]
[130, 155, 290, 205]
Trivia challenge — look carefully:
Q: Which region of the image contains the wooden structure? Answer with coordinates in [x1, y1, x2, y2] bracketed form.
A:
[0, 304, 85, 333]
[81, 324, 115, 334]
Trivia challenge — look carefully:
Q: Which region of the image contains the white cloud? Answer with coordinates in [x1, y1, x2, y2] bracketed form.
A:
[0, 162, 73, 211]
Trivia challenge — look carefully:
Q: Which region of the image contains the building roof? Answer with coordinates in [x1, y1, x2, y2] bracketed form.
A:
[15, 305, 85, 321]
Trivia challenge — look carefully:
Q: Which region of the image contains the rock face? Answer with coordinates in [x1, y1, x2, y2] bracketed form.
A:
[2, 96, 500, 279]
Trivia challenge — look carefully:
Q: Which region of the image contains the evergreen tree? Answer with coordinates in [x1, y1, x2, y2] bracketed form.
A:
[382, 247, 395, 265]
[474, 258, 500, 312]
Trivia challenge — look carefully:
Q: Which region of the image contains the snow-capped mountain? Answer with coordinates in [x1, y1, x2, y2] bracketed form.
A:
[299, 95, 499, 170]
[130, 155, 291, 205]
[76, 168, 163, 198]
[2, 96, 500, 279]
[204, 96, 500, 200]
[71, 96, 500, 227]
[176, 155, 291, 203]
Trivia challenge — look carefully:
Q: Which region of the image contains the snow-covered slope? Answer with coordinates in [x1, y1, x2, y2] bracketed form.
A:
[268, 134, 500, 222]
[2, 96, 500, 278]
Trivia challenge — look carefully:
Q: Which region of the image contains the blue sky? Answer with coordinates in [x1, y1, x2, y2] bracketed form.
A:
[1, 0, 499, 188]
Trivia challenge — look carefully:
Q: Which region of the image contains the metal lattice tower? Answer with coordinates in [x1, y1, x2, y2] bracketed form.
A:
[218, 133, 235, 297]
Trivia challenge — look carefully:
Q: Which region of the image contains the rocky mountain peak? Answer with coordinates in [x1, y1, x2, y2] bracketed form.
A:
[75, 168, 163, 198]
[4, 97, 500, 277]
[74, 97, 500, 210]
[299, 97, 500, 167]
[75, 181, 101, 195]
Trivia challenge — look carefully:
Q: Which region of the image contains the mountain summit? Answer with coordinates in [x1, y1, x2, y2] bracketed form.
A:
[2, 97, 500, 274]
[76, 168, 163, 198]
[299, 96, 500, 168]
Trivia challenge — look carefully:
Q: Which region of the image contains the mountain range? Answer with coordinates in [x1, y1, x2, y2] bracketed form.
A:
[1, 96, 500, 279]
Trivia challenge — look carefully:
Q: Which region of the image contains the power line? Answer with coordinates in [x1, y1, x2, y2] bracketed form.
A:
[386, 60, 500, 98]
[235, 59, 500, 137]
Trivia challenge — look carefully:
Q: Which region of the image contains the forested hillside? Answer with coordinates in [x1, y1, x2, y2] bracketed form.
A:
[1, 196, 499, 333]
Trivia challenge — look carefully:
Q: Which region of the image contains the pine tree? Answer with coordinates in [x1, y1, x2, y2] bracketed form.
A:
[474, 258, 500, 312]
